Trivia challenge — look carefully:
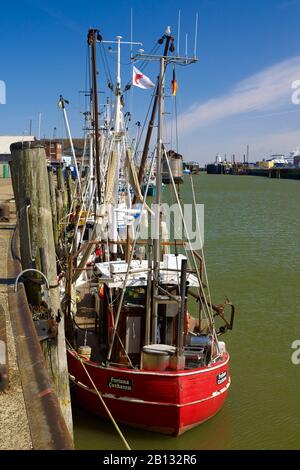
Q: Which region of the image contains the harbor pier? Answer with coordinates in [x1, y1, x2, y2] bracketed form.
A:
[206, 163, 300, 180]
[0, 160, 73, 450]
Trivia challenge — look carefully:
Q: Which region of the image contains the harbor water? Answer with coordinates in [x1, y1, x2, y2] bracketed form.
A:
[73, 173, 300, 450]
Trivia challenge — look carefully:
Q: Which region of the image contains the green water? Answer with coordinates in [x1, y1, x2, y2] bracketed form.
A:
[73, 174, 300, 450]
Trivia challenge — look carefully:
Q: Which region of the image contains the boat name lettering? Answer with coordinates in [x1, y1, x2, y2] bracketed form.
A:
[108, 377, 133, 391]
[216, 371, 227, 385]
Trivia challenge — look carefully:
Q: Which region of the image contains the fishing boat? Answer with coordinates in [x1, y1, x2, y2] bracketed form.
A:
[65, 27, 235, 436]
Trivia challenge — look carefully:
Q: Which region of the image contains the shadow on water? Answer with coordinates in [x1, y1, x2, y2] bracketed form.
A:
[73, 401, 233, 450]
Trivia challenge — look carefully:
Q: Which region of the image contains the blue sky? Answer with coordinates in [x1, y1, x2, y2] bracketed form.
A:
[1, 0, 300, 163]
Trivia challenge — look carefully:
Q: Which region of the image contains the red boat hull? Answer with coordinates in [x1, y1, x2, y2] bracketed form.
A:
[68, 351, 230, 436]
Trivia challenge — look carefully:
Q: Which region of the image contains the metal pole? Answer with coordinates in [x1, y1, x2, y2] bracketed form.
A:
[151, 56, 165, 344]
[145, 240, 153, 345]
[110, 36, 123, 259]
[194, 12, 198, 59]
[62, 107, 82, 196]
[89, 131, 94, 200]
[89, 29, 102, 204]
[135, 34, 172, 195]
[38, 112, 42, 140]
[177, 10, 181, 56]
[177, 258, 187, 356]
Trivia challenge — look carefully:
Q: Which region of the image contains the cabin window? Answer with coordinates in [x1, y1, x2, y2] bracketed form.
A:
[124, 288, 146, 306]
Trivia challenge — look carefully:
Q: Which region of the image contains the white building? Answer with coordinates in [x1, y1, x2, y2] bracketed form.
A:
[0, 135, 35, 161]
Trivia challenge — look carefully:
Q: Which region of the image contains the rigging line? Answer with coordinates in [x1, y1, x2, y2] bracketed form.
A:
[138, 43, 161, 72]
[105, 289, 135, 369]
[80, 133, 88, 179]
[161, 203, 207, 322]
[85, 44, 91, 113]
[88, 43, 92, 92]
[169, 92, 173, 149]
[123, 42, 161, 92]
[105, 226, 113, 304]
[166, 183, 217, 352]
[78, 179, 97, 247]
[165, 208, 207, 333]
[99, 41, 113, 85]
[132, 90, 155, 163]
[189, 173, 212, 301]
[174, 87, 179, 154]
[133, 62, 168, 171]
[168, 61, 194, 67]
[163, 149, 217, 332]
[107, 150, 157, 362]
[165, 172, 207, 319]
[98, 44, 110, 88]
[114, 329, 135, 368]
[66, 339, 131, 450]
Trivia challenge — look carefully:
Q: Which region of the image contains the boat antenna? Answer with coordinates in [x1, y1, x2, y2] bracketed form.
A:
[130, 8, 133, 60]
[185, 33, 188, 59]
[134, 31, 174, 201]
[177, 10, 181, 57]
[194, 12, 198, 59]
[38, 112, 42, 140]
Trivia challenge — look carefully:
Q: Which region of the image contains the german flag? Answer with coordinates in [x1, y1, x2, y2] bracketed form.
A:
[171, 69, 178, 96]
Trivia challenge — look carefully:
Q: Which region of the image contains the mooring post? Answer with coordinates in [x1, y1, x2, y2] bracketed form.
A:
[65, 166, 73, 212]
[55, 187, 64, 239]
[10, 141, 73, 437]
[47, 167, 58, 249]
[57, 166, 68, 217]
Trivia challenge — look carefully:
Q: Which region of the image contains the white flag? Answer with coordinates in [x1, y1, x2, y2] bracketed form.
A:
[132, 66, 155, 89]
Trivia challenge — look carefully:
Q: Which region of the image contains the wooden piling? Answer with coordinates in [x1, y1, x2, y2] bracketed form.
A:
[65, 167, 73, 212]
[10, 142, 73, 437]
[57, 166, 69, 216]
[47, 167, 58, 248]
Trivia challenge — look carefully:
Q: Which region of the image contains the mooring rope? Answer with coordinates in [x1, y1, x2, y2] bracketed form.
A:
[66, 339, 131, 450]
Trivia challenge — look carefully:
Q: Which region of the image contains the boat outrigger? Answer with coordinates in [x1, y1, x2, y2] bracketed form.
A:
[64, 26, 235, 436]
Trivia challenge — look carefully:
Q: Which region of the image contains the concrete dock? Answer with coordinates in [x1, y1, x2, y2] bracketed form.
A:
[0, 179, 32, 449]
[0, 177, 73, 450]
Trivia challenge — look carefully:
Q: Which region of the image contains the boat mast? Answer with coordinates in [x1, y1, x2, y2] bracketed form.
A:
[101, 35, 143, 259]
[134, 34, 172, 199]
[151, 52, 166, 344]
[111, 35, 123, 259]
[88, 29, 102, 204]
[130, 27, 197, 345]
[115, 36, 122, 135]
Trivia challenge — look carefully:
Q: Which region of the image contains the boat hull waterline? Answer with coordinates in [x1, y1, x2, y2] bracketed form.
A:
[68, 350, 230, 436]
